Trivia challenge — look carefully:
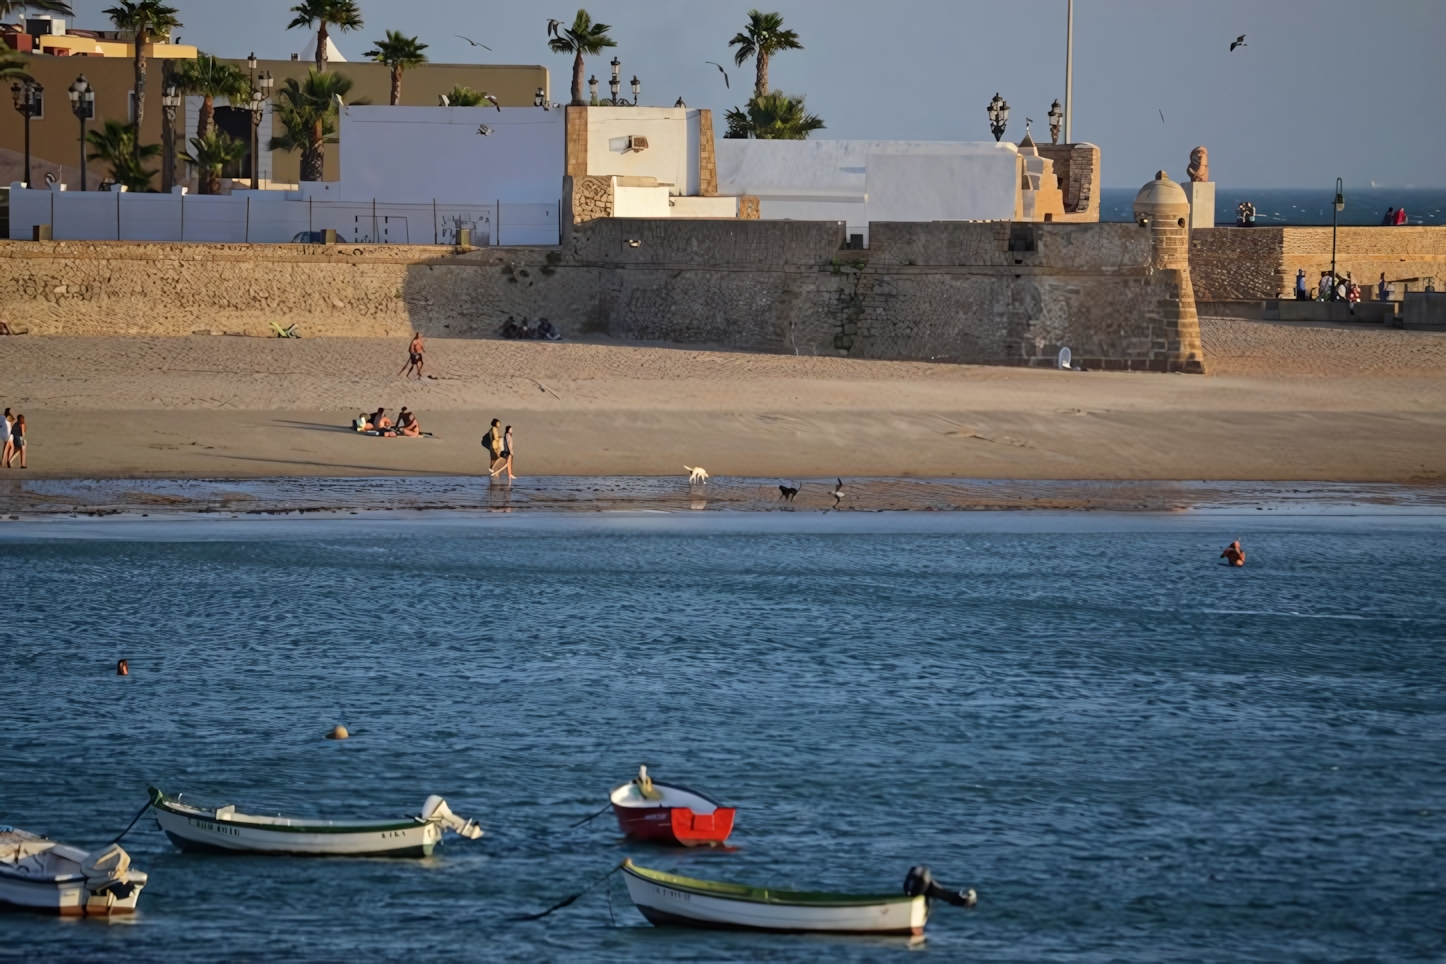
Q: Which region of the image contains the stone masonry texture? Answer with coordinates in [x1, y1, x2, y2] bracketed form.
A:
[1191, 226, 1446, 302]
[0, 218, 1204, 371]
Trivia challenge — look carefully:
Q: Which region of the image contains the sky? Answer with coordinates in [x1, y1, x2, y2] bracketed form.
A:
[56, 0, 1446, 188]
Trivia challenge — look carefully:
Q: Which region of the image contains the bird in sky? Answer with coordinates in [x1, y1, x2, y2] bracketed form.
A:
[1230, 34, 1247, 51]
[483, 93, 501, 111]
[455, 34, 492, 51]
[705, 61, 729, 88]
[1159, 109, 1165, 123]
[547, 18, 563, 39]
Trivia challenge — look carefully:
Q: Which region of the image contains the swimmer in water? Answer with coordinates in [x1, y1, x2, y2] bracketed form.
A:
[117, 659, 129, 676]
[1220, 540, 1245, 567]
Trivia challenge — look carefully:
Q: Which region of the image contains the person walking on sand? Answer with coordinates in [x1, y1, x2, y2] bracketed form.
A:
[497, 425, 516, 481]
[1221, 540, 1245, 567]
[482, 418, 503, 475]
[6, 414, 25, 468]
[399, 333, 425, 379]
[0, 408, 12, 469]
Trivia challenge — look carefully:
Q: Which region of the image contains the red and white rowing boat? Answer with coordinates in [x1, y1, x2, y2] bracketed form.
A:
[609, 767, 736, 847]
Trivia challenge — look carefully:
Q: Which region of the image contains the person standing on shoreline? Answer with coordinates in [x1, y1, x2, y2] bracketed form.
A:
[498, 425, 515, 482]
[6, 414, 25, 468]
[482, 419, 504, 476]
[0, 408, 12, 469]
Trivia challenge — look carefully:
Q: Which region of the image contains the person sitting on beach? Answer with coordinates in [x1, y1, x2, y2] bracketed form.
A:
[396, 408, 422, 437]
[353, 413, 372, 432]
[1220, 540, 1245, 567]
[371, 408, 392, 430]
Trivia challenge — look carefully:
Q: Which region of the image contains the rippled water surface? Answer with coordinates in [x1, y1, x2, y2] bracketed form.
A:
[2, 512, 1443, 962]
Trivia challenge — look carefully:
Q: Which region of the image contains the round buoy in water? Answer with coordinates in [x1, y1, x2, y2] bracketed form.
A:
[326, 724, 349, 740]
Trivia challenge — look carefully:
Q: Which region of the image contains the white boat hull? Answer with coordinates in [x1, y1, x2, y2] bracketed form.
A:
[154, 807, 441, 857]
[0, 872, 143, 916]
[622, 863, 927, 935]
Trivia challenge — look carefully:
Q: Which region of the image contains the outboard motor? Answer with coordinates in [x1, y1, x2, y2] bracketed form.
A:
[904, 865, 978, 908]
[420, 795, 484, 840]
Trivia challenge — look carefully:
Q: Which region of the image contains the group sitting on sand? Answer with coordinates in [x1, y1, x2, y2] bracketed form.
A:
[353, 406, 427, 437]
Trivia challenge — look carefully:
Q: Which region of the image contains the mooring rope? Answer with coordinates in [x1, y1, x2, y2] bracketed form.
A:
[510, 860, 627, 922]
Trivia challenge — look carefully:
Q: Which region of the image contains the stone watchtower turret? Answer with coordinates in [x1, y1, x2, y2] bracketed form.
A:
[1132, 171, 1205, 372]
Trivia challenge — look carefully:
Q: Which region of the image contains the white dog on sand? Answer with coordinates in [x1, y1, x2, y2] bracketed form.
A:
[684, 465, 709, 485]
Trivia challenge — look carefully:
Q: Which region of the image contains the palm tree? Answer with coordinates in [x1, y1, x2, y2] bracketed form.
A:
[268, 70, 361, 181]
[441, 85, 490, 107]
[547, 9, 616, 107]
[0, 2, 74, 16]
[0, 54, 34, 84]
[724, 90, 824, 140]
[729, 10, 803, 100]
[364, 30, 427, 106]
[102, 1, 182, 147]
[288, 0, 364, 73]
[85, 120, 161, 191]
[170, 53, 250, 141]
[180, 128, 247, 195]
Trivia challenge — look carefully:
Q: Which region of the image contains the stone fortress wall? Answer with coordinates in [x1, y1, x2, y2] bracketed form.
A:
[1190, 226, 1446, 303]
[0, 216, 1203, 372]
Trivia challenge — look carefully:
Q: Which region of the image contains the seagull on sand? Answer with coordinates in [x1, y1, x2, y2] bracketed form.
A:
[455, 34, 492, 51]
[1230, 34, 1247, 51]
[705, 61, 730, 88]
[830, 478, 845, 508]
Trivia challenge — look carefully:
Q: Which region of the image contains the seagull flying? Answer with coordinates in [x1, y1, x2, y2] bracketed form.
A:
[455, 34, 492, 51]
[547, 18, 563, 39]
[1159, 109, 1165, 123]
[1230, 34, 1247, 51]
[705, 61, 729, 89]
[483, 93, 501, 112]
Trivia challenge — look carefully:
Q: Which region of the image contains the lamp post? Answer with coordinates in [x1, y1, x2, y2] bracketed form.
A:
[1048, 99, 1063, 145]
[595, 57, 640, 106]
[246, 58, 273, 190]
[67, 75, 95, 191]
[11, 79, 43, 188]
[1330, 177, 1345, 299]
[987, 93, 1009, 142]
[161, 84, 180, 193]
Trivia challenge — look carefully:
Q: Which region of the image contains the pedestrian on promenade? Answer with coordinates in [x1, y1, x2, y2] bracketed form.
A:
[1295, 269, 1308, 300]
[1378, 273, 1393, 303]
[399, 332, 425, 379]
[482, 418, 503, 475]
[1317, 272, 1334, 302]
[0, 408, 12, 469]
[1346, 275, 1361, 316]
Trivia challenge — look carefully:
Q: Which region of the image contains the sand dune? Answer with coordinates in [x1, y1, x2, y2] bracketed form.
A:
[1, 318, 1443, 483]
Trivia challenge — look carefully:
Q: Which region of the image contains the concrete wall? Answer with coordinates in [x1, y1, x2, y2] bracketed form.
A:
[0, 218, 1203, 371]
[1191, 226, 1446, 302]
[338, 106, 563, 205]
[583, 106, 701, 195]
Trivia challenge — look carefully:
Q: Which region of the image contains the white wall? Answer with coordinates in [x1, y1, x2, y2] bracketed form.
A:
[339, 105, 564, 205]
[715, 139, 1020, 244]
[7, 185, 558, 245]
[585, 106, 698, 194]
[613, 183, 671, 218]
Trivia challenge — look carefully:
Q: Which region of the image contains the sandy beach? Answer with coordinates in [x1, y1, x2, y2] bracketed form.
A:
[1, 318, 1444, 486]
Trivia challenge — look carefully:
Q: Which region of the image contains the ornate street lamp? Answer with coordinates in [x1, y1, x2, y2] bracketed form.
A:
[68, 75, 95, 191]
[161, 84, 180, 193]
[1048, 99, 1063, 145]
[1330, 177, 1345, 299]
[11, 79, 43, 188]
[987, 93, 1009, 142]
[596, 56, 640, 106]
[247, 63, 274, 189]
[588, 74, 598, 104]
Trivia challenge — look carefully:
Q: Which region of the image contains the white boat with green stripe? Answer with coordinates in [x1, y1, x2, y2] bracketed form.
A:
[622, 859, 966, 936]
[148, 787, 482, 857]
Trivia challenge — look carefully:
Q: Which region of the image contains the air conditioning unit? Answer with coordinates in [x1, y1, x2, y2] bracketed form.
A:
[626, 135, 649, 153]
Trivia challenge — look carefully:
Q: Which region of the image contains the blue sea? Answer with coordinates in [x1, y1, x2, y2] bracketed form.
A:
[1, 510, 1443, 962]
[1101, 187, 1446, 226]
